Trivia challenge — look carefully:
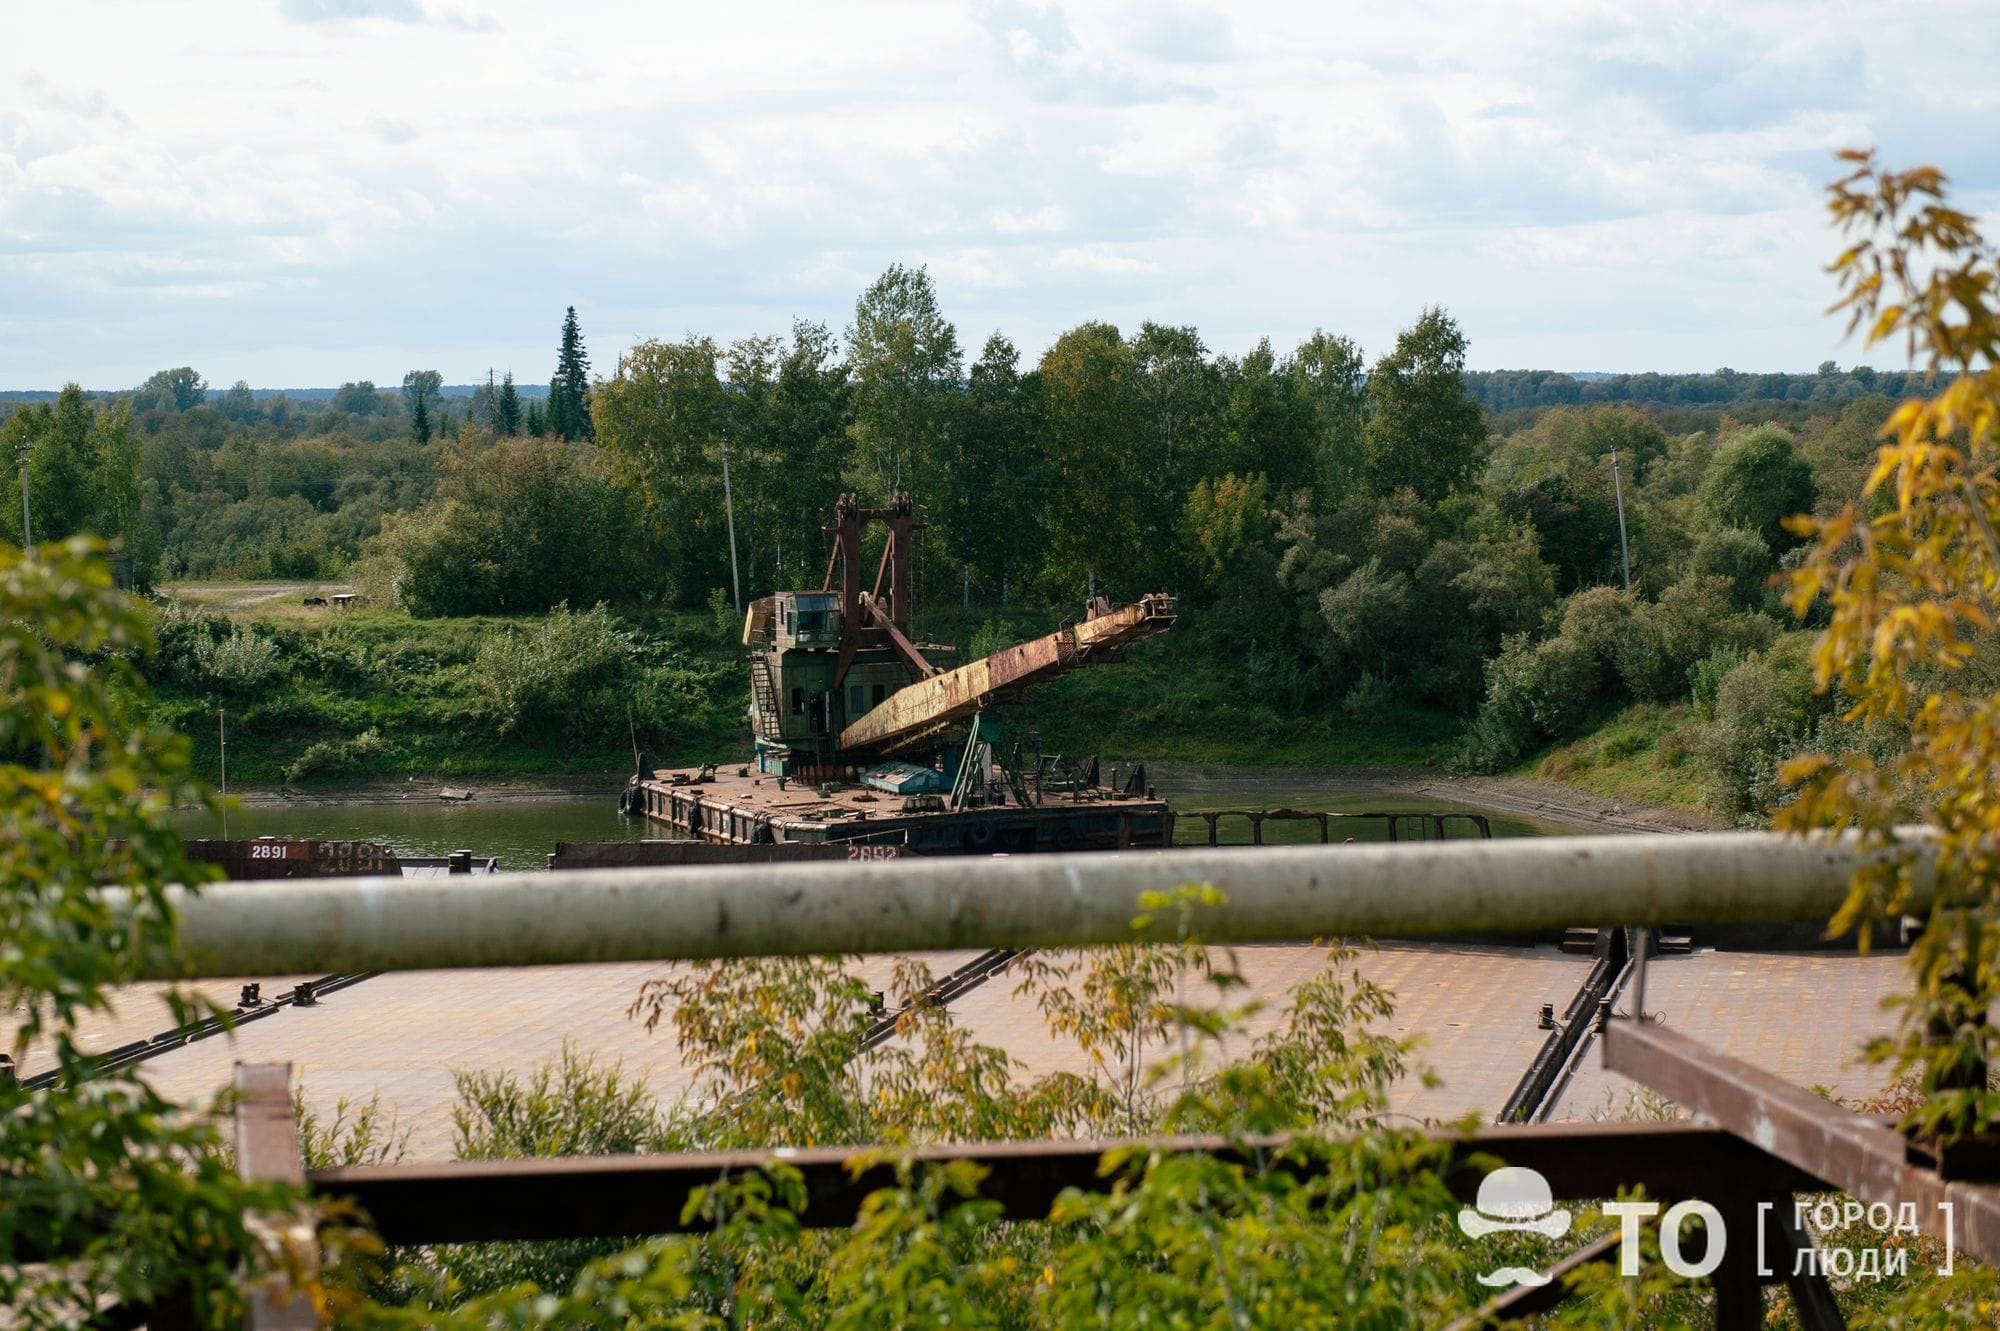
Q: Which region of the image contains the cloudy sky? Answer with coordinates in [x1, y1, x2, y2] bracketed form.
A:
[3, 0, 1994, 390]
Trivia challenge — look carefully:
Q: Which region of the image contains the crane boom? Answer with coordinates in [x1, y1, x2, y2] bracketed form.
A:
[838, 593, 1176, 756]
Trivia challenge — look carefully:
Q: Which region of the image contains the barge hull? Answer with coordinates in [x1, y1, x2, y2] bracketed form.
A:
[631, 770, 1171, 856]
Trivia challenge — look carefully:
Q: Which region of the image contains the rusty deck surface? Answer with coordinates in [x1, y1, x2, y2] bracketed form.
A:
[1549, 948, 1908, 1120]
[94, 940, 1914, 1159]
[123, 953, 981, 1159]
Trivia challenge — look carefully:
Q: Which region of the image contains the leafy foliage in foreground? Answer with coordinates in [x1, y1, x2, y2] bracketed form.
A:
[0, 539, 309, 1328]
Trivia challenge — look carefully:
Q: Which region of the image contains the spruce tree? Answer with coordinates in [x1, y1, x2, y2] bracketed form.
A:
[410, 393, 431, 444]
[526, 399, 546, 437]
[549, 306, 593, 441]
[497, 371, 522, 436]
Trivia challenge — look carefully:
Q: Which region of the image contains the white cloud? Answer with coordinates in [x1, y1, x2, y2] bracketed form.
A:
[0, 0, 1993, 386]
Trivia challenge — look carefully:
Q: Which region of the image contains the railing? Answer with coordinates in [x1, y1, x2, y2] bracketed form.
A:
[1174, 807, 1493, 845]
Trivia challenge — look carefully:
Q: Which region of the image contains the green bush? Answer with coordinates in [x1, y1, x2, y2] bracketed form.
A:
[191, 624, 285, 695]
[1610, 575, 1751, 702]
[1457, 629, 1600, 770]
[707, 586, 737, 641]
[1696, 636, 1827, 819]
[283, 727, 386, 784]
[469, 603, 639, 741]
[1688, 526, 1772, 610]
[1687, 645, 1745, 719]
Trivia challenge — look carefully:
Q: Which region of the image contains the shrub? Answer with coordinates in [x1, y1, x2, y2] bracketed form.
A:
[283, 727, 386, 784]
[1696, 637, 1827, 819]
[1610, 575, 1750, 702]
[1688, 526, 1773, 610]
[1688, 645, 1744, 719]
[1557, 585, 1634, 663]
[1341, 672, 1395, 724]
[707, 586, 738, 642]
[468, 603, 640, 741]
[191, 624, 285, 695]
[1457, 629, 1599, 770]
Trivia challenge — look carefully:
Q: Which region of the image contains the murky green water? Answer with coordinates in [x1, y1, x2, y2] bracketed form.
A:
[167, 798, 653, 871]
[166, 765, 1574, 869]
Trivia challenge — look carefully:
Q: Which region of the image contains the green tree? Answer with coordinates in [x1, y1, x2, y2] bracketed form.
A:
[332, 380, 381, 415]
[549, 305, 594, 441]
[1130, 321, 1219, 584]
[1694, 424, 1815, 549]
[372, 429, 645, 615]
[1498, 472, 1620, 594]
[217, 379, 259, 424]
[400, 369, 442, 416]
[1038, 321, 1147, 595]
[592, 335, 729, 598]
[402, 369, 442, 443]
[497, 370, 523, 436]
[1219, 337, 1317, 494]
[1362, 307, 1486, 503]
[28, 385, 98, 542]
[761, 321, 853, 590]
[134, 366, 206, 412]
[1181, 473, 1283, 635]
[92, 398, 159, 583]
[1290, 329, 1368, 504]
[847, 264, 960, 502]
[943, 332, 1040, 604]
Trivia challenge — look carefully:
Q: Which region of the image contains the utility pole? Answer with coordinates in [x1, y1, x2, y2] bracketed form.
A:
[16, 434, 31, 559]
[720, 441, 742, 612]
[1610, 446, 1633, 593]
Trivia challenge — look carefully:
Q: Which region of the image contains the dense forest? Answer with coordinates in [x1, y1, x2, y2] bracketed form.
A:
[5, 269, 1903, 811]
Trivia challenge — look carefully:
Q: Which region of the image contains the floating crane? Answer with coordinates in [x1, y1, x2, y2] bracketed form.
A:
[625, 494, 1178, 855]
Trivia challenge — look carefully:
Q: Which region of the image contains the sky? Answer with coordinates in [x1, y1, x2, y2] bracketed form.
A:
[3, 0, 1997, 390]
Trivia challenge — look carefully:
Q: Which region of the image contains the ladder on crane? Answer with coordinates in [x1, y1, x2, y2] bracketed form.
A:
[749, 655, 782, 737]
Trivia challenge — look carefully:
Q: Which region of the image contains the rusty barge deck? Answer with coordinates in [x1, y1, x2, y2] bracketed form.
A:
[630, 767, 1171, 856]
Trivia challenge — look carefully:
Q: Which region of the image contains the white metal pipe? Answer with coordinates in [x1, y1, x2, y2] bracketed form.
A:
[133, 832, 1929, 981]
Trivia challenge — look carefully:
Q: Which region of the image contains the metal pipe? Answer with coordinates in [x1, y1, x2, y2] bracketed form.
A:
[130, 831, 1930, 981]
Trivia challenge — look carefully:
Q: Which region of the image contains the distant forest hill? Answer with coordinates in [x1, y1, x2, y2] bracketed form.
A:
[1462, 363, 1931, 412]
[0, 382, 549, 404]
[0, 364, 1928, 411]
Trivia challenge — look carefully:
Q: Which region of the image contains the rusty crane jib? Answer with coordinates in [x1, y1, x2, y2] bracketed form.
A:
[741, 492, 1175, 775]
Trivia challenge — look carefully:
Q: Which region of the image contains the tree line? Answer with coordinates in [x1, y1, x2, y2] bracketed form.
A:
[1464, 362, 1933, 412]
[8, 269, 1894, 756]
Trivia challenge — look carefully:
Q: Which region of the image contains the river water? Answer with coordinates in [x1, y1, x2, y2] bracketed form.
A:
[167, 765, 1572, 870]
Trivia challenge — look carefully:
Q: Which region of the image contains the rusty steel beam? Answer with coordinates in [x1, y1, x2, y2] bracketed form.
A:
[307, 1121, 1816, 1246]
[234, 1064, 322, 1330]
[838, 594, 1176, 754]
[1603, 1019, 2000, 1267]
[861, 592, 938, 681]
